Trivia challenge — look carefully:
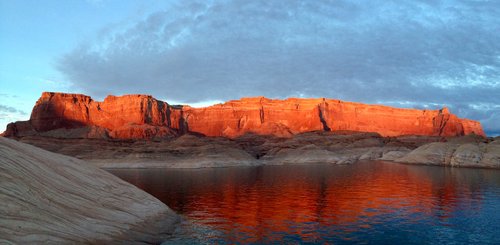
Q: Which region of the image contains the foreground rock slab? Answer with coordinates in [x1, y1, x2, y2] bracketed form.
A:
[0, 137, 178, 243]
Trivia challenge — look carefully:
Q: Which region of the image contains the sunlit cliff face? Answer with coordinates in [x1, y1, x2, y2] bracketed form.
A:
[113, 162, 493, 243]
[4, 92, 485, 138]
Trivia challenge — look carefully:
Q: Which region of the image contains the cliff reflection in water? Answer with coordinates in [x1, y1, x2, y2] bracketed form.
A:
[108, 161, 500, 244]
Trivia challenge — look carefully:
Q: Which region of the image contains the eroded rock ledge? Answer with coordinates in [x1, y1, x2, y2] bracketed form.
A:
[0, 137, 179, 243]
[397, 136, 500, 168]
[9, 131, 499, 169]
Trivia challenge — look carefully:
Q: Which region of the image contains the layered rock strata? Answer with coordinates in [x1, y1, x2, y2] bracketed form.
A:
[3, 92, 485, 139]
[9, 131, 500, 169]
[12, 131, 436, 168]
[397, 136, 500, 168]
[0, 137, 179, 243]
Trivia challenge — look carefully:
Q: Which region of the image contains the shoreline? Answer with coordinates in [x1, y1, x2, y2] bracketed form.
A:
[100, 159, 500, 170]
[6, 132, 500, 169]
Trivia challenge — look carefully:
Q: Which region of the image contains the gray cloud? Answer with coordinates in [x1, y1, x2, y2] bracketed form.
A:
[0, 105, 28, 132]
[57, 0, 500, 135]
[0, 105, 27, 115]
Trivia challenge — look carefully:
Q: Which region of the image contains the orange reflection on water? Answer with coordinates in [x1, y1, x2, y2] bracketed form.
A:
[109, 161, 496, 243]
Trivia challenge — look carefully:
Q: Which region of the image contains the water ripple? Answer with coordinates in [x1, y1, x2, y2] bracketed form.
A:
[108, 161, 500, 244]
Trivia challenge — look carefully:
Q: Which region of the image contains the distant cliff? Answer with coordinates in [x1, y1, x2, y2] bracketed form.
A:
[3, 92, 485, 139]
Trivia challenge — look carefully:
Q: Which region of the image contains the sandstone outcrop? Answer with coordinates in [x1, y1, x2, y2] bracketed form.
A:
[258, 132, 416, 165]
[3, 92, 485, 139]
[92, 134, 259, 168]
[0, 137, 179, 243]
[396, 136, 500, 168]
[12, 131, 438, 168]
[11, 130, 499, 168]
[184, 98, 485, 138]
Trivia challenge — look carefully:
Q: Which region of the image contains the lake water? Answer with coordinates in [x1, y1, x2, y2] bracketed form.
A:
[107, 161, 500, 244]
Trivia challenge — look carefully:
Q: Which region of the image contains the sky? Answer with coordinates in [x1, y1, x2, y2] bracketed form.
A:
[0, 0, 499, 136]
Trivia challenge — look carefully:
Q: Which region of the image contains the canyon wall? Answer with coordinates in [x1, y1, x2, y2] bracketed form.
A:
[3, 92, 485, 139]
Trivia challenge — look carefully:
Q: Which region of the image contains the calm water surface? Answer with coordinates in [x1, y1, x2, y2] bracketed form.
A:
[107, 161, 500, 244]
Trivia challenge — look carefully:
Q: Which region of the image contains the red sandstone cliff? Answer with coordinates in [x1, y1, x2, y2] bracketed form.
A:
[25, 92, 179, 139]
[3, 92, 485, 139]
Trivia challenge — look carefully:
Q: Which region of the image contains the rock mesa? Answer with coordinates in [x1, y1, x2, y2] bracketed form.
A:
[4, 92, 485, 139]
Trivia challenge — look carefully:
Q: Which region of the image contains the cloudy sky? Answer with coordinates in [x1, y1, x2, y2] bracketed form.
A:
[0, 0, 499, 135]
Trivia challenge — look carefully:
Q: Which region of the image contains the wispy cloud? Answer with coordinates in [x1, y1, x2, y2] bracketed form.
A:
[0, 94, 19, 98]
[0, 105, 27, 115]
[0, 104, 28, 132]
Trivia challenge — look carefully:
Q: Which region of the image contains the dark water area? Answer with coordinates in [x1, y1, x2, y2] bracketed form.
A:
[107, 161, 500, 244]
